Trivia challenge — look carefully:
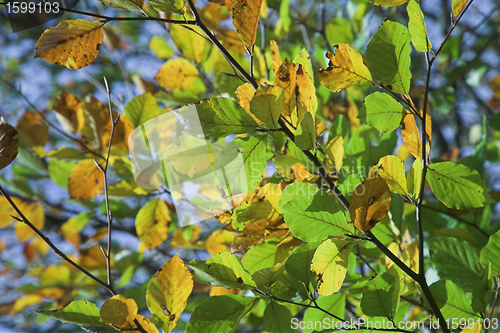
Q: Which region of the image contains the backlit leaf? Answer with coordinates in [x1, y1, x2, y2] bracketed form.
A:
[303, 294, 345, 332]
[0, 117, 18, 171]
[361, 270, 400, 320]
[359, 92, 405, 133]
[311, 239, 353, 295]
[407, 0, 432, 52]
[36, 300, 109, 327]
[34, 19, 104, 70]
[480, 229, 500, 277]
[97, 0, 143, 12]
[135, 198, 171, 251]
[426, 280, 479, 321]
[295, 64, 318, 120]
[452, 0, 468, 17]
[242, 243, 277, 274]
[185, 295, 258, 333]
[273, 59, 298, 125]
[188, 252, 256, 290]
[52, 92, 81, 134]
[319, 43, 372, 93]
[263, 301, 294, 333]
[148, 0, 185, 14]
[366, 20, 412, 94]
[427, 162, 493, 209]
[149, 36, 174, 59]
[16, 112, 49, 147]
[284, 241, 320, 287]
[249, 83, 285, 130]
[376, 155, 408, 195]
[325, 135, 344, 173]
[295, 112, 316, 150]
[155, 58, 200, 91]
[170, 24, 205, 62]
[349, 177, 391, 232]
[232, 0, 263, 48]
[123, 93, 162, 129]
[68, 159, 104, 200]
[370, 0, 407, 5]
[206, 229, 234, 255]
[146, 254, 193, 332]
[401, 113, 422, 159]
[406, 157, 422, 200]
[100, 295, 138, 328]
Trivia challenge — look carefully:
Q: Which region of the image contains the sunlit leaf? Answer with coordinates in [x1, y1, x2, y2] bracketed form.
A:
[263, 301, 294, 333]
[407, 0, 432, 52]
[426, 280, 480, 321]
[100, 295, 138, 328]
[0, 117, 18, 171]
[273, 59, 298, 125]
[361, 270, 400, 320]
[349, 177, 391, 232]
[170, 24, 205, 62]
[311, 239, 353, 295]
[36, 300, 109, 327]
[68, 159, 104, 200]
[52, 92, 81, 134]
[369, 0, 408, 6]
[148, 0, 185, 14]
[318, 43, 372, 93]
[295, 112, 316, 150]
[185, 295, 258, 333]
[135, 198, 171, 251]
[249, 83, 285, 130]
[480, 229, 500, 277]
[147, 254, 193, 332]
[427, 162, 494, 209]
[401, 113, 422, 159]
[232, 0, 263, 48]
[206, 229, 234, 255]
[123, 93, 162, 129]
[34, 19, 104, 70]
[366, 20, 412, 94]
[293, 48, 314, 81]
[325, 135, 344, 173]
[242, 243, 277, 274]
[13, 200, 45, 242]
[325, 18, 353, 47]
[452, 0, 468, 17]
[149, 36, 174, 59]
[155, 58, 201, 91]
[188, 252, 256, 290]
[97, 0, 143, 12]
[303, 294, 345, 332]
[359, 92, 405, 133]
[428, 237, 483, 292]
[295, 64, 318, 120]
[406, 157, 422, 200]
[376, 155, 408, 195]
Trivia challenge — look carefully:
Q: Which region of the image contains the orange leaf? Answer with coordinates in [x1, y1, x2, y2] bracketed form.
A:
[401, 114, 422, 159]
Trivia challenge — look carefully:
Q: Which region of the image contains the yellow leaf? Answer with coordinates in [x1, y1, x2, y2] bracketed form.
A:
[40, 265, 70, 287]
[274, 59, 298, 125]
[0, 117, 18, 171]
[325, 135, 344, 174]
[79, 245, 108, 270]
[407, 157, 422, 200]
[236, 82, 263, 124]
[311, 239, 353, 295]
[370, 0, 408, 6]
[460, 321, 481, 333]
[100, 295, 138, 328]
[155, 58, 200, 91]
[14, 201, 45, 242]
[121, 314, 159, 333]
[349, 177, 391, 232]
[401, 114, 422, 159]
[270, 40, 282, 75]
[376, 155, 408, 195]
[68, 159, 104, 200]
[34, 19, 104, 70]
[232, 0, 263, 48]
[315, 117, 327, 136]
[16, 111, 49, 147]
[170, 24, 206, 63]
[209, 286, 241, 296]
[452, 0, 468, 17]
[171, 225, 201, 248]
[296, 64, 318, 121]
[206, 229, 234, 255]
[77, 95, 108, 151]
[11, 294, 43, 313]
[52, 92, 81, 134]
[319, 44, 372, 93]
[135, 198, 171, 251]
[146, 254, 193, 332]
[419, 93, 432, 147]
[489, 75, 500, 97]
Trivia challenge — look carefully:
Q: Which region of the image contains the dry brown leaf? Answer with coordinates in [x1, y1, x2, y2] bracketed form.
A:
[35, 19, 104, 70]
[0, 117, 18, 171]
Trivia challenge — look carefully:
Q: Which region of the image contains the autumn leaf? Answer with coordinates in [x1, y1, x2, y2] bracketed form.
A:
[135, 198, 171, 251]
[146, 254, 193, 332]
[68, 159, 104, 200]
[319, 43, 372, 93]
[452, 0, 468, 17]
[349, 177, 391, 232]
[401, 113, 422, 159]
[206, 229, 234, 255]
[12, 200, 45, 242]
[232, 0, 263, 48]
[0, 117, 18, 171]
[170, 24, 206, 63]
[369, 0, 408, 6]
[16, 111, 49, 147]
[34, 19, 104, 70]
[100, 295, 138, 328]
[148, 0, 185, 14]
[97, 0, 143, 12]
[376, 155, 408, 195]
[52, 92, 81, 134]
[249, 83, 284, 129]
[325, 135, 344, 173]
[295, 112, 316, 150]
[155, 58, 200, 91]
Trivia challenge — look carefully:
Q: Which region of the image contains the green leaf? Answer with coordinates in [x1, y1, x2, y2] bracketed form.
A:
[36, 300, 109, 327]
[263, 301, 294, 333]
[311, 239, 353, 295]
[471, 263, 492, 314]
[282, 190, 350, 242]
[187, 252, 256, 290]
[270, 270, 309, 302]
[406, 157, 422, 199]
[325, 18, 354, 47]
[359, 92, 406, 133]
[376, 155, 408, 195]
[242, 243, 277, 274]
[284, 241, 321, 288]
[252, 264, 285, 290]
[177, 98, 259, 142]
[360, 270, 400, 320]
[48, 159, 76, 189]
[407, 0, 432, 52]
[366, 20, 412, 94]
[96, 0, 143, 12]
[427, 162, 494, 209]
[370, 0, 408, 6]
[278, 182, 319, 212]
[426, 280, 479, 321]
[249, 83, 284, 130]
[147, 0, 185, 14]
[295, 112, 316, 150]
[185, 295, 258, 333]
[303, 294, 345, 333]
[319, 43, 372, 93]
[480, 229, 500, 277]
[123, 93, 162, 129]
[428, 237, 483, 292]
[149, 36, 174, 59]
